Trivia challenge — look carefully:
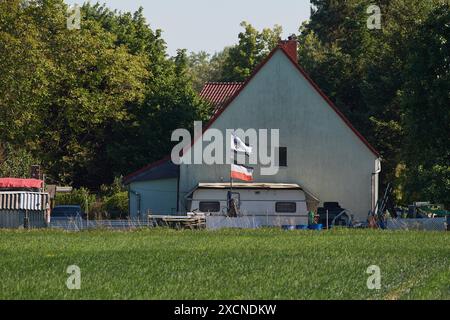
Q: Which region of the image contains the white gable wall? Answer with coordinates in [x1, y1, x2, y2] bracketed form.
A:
[180, 50, 379, 220]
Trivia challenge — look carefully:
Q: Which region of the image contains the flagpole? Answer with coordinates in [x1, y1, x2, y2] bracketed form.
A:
[230, 164, 233, 192]
[229, 156, 233, 214]
[229, 133, 234, 213]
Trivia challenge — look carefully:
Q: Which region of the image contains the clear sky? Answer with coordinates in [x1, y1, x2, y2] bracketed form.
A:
[65, 0, 311, 56]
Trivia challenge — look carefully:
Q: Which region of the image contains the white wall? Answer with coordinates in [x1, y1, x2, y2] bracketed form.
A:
[129, 179, 178, 218]
[180, 49, 378, 220]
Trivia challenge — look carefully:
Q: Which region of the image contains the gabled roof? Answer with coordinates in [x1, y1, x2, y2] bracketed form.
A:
[199, 44, 380, 158]
[124, 43, 379, 184]
[199, 82, 243, 113]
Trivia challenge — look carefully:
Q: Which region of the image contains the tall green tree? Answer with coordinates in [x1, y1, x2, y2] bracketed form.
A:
[221, 22, 283, 82]
[32, 1, 149, 187]
[0, 1, 209, 188]
[400, 3, 450, 207]
[0, 0, 51, 148]
[187, 48, 230, 92]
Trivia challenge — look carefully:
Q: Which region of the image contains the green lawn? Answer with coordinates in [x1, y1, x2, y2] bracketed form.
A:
[0, 228, 448, 300]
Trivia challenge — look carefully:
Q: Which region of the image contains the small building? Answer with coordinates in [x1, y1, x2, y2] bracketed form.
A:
[124, 38, 381, 223]
[0, 178, 50, 229]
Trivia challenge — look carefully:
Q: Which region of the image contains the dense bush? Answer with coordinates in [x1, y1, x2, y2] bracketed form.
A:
[55, 188, 129, 219]
[102, 191, 129, 219]
[54, 176, 129, 219]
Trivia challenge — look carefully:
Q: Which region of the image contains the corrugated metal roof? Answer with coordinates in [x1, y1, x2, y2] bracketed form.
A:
[199, 82, 243, 112]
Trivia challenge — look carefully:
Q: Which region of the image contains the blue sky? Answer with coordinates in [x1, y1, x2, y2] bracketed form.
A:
[65, 0, 311, 56]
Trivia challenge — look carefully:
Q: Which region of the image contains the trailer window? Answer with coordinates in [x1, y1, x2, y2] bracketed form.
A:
[276, 202, 296, 213]
[199, 202, 220, 213]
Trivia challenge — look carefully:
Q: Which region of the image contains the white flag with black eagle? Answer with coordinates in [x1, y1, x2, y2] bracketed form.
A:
[231, 132, 253, 155]
[230, 132, 254, 181]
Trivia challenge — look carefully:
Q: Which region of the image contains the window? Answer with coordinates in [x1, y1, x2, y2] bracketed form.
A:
[199, 202, 220, 213]
[278, 147, 287, 167]
[276, 202, 296, 213]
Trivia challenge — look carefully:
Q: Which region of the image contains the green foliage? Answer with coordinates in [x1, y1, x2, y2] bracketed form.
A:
[99, 176, 129, 218]
[0, 229, 448, 299]
[102, 191, 129, 219]
[401, 165, 450, 208]
[187, 49, 230, 92]
[55, 178, 129, 218]
[0, 143, 38, 178]
[186, 21, 283, 86]
[0, 0, 210, 189]
[100, 176, 126, 197]
[400, 3, 450, 207]
[221, 22, 283, 82]
[55, 188, 96, 213]
[0, 0, 52, 147]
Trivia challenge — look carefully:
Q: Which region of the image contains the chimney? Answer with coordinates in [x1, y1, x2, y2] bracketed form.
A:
[279, 34, 298, 62]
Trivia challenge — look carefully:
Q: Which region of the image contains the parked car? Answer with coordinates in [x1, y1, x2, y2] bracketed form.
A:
[51, 205, 86, 222]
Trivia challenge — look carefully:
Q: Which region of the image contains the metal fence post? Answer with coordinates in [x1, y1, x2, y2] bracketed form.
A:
[24, 210, 29, 229]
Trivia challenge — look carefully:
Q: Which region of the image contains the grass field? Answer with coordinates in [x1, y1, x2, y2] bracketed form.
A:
[0, 228, 448, 300]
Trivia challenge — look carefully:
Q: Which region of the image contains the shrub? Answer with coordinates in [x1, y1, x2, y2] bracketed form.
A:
[99, 176, 126, 197]
[103, 191, 129, 219]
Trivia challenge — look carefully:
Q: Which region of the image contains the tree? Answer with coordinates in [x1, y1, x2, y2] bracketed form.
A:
[31, 1, 149, 188]
[221, 22, 282, 82]
[0, 143, 38, 178]
[400, 3, 450, 207]
[80, 4, 211, 183]
[0, 1, 210, 189]
[0, 0, 51, 149]
[187, 48, 230, 92]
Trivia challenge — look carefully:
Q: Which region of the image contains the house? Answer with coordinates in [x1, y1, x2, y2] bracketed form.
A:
[124, 38, 381, 223]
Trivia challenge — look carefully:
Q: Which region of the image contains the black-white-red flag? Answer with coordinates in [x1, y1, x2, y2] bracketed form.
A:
[231, 163, 254, 181]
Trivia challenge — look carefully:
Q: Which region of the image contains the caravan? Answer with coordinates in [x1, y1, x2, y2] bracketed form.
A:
[187, 183, 319, 229]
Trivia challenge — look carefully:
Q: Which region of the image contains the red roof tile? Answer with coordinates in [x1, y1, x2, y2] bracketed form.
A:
[199, 82, 243, 113]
